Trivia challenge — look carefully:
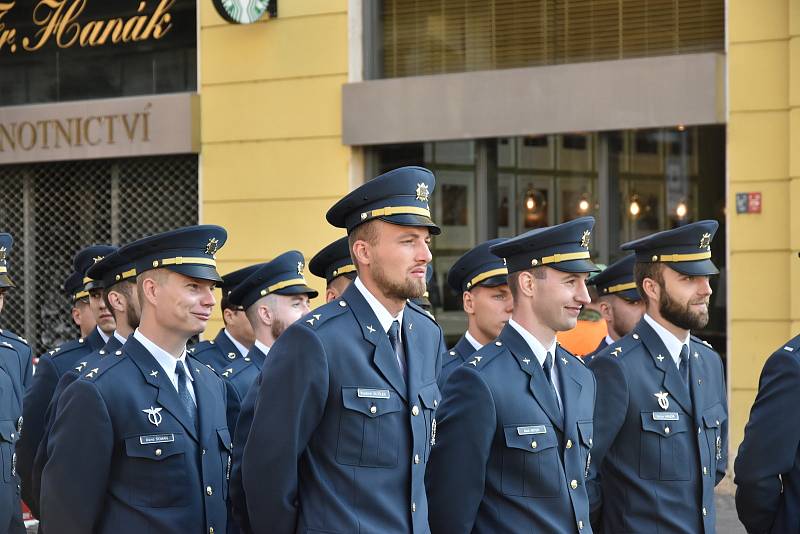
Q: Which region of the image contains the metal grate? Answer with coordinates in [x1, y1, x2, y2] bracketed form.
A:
[0, 155, 198, 355]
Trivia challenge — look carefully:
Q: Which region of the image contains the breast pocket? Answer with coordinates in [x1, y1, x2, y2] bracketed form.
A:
[702, 403, 726, 466]
[418, 382, 441, 461]
[639, 412, 691, 481]
[502, 424, 561, 498]
[217, 427, 232, 500]
[337, 386, 403, 468]
[123, 433, 189, 507]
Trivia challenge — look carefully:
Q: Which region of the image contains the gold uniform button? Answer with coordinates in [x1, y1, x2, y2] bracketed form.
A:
[414, 454, 420, 464]
[565, 439, 572, 449]
[530, 441, 537, 449]
[411, 502, 416, 513]
[155, 449, 162, 456]
[570, 480, 578, 490]
[703, 466, 708, 475]
[412, 405, 420, 416]
[202, 449, 206, 455]
[369, 405, 377, 414]
[702, 507, 707, 516]
[578, 520, 584, 530]
[206, 486, 213, 496]
[433, 399, 438, 408]
[664, 427, 670, 434]
[209, 528, 214, 534]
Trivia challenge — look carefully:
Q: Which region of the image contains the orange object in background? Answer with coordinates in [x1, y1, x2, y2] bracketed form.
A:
[557, 308, 608, 357]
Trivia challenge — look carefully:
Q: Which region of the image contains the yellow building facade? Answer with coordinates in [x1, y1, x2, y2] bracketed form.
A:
[198, 0, 800, 466]
[199, 0, 354, 334]
[727, 0, 800, 454]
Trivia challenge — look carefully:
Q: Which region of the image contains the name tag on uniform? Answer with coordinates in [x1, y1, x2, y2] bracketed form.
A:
[139, 433, 175, 445]
[517, 425, 547, 436]
[357, 388, 391, 399]
[652, 412, 679, 421]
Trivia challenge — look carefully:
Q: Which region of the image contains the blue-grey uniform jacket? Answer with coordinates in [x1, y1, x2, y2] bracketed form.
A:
[735, 334, 800, 534]
[241, 283, 445, 533]
[587, 318, 727, 533]
[427, 323, 596, 533]
[18, 327, 105, 514]
[40, 336, 232, 534]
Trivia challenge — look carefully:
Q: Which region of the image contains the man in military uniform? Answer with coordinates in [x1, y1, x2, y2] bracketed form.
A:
[0, 233, 32, 533]
[439, 238, 511, 387]
[735, 254, 800, 534]
[18, 244, 117, 514]
[427, 217, 598, 533]
[64, 270, 97, 339]
[41, 225, 233, 533]
[309, 236, 356, 302]
[192, 264, 262, 372]
[226, 250, 317, 532]
[222, 250, 316, 400]
[241, 166, 445, 533]
[584, 254, 644, 360]
[587, 220, 727, 533]
[30, 248, 142, 523]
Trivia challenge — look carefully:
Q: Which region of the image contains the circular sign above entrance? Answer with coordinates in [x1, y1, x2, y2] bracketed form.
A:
[212, 0, 275, 24]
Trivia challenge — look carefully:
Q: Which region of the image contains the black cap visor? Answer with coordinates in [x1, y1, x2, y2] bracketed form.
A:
[664, 259, 719, 276]
[548, 258, 600, 274]
[469, 275, 508, 291]
[376, 214, 441, 235]
[273, 283, 319, 300]
[163, 264, 224, 284]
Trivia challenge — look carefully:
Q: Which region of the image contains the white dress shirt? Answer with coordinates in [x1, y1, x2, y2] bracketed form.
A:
[253, 340, 271, 358]
[224, 329, 250, 357]
[508, 318, 561, 407]
[112, 331, 127, 345]
[97, 326, 110, 344]
[354, 277, 405, 373]
[133, 329, 196, 404]
[464, 330, 483, 352]
[643, 313, 691, 369]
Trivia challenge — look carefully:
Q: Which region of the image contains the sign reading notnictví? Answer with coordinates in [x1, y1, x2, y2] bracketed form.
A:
[0, 0, 196, 106]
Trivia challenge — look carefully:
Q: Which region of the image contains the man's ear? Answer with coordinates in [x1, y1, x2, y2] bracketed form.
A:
[462, 291, 475, 314]
[257, 304, 273, 327]
[598, 299, 613, 322]
[642, 277, 660, 304]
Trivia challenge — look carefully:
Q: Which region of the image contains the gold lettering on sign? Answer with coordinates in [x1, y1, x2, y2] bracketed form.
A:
[0, 0, 177, 53]
[0, 104, 154, 153]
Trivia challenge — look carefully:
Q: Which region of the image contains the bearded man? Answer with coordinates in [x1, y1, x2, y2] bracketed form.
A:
[587, 220, 727, 534]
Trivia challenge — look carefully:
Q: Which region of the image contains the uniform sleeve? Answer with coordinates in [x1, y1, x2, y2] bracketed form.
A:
[30, 371, 79, 514]
[40, 378, 113, 534]
[735, 351, 800, 534]
[229, 375, 259, 533]
[586, 354, 629, 527]
[18, 354, 60, 514]
[715, 354, 729, 486]
[242, 326, 329, 534]
[425, 364, 496, 534]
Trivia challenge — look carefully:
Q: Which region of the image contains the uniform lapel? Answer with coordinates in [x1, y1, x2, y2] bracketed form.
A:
[342, 285, 407, 402]
[556, 345, 583, 432]
[635, 319, 692, 415]
[126, 337, 200, 442]
[86, 328, 106, 351]
[687, 341, 705, 426]
[500, 325, 563, 432]
[453, 335, 476, 363]
[248, 345, 268, 371]
[214, 329, 243, 360]
[403, 311, 423, 397]
[0, 345, 21, 407]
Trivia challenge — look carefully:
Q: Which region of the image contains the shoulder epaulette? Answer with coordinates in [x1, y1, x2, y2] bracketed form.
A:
[465, 339, 505, 370]
[301, 299, 349, 329]
[191, 340, 217, 354]
[0, 329, 28, 346]
[81, 354, 125, 381]
[48, 338, 91, 359]
[556, 343, 585, 365]
[779, 334, 800, 354]
[405, 300, 439, 326]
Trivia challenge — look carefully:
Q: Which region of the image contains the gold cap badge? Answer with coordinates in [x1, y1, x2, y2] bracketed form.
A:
[415, 182, 430, 203]
[205, 237, 219, 256]
[580, 230, 591, 249]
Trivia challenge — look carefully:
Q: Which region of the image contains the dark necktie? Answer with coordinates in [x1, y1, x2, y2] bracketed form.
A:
[679, 344, 690, 387]
[176, 361, 198, 430]
[388, 320, 406, 380]
[543, 352, 562, 413]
